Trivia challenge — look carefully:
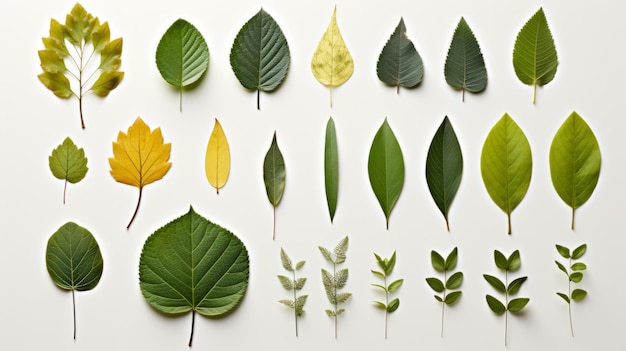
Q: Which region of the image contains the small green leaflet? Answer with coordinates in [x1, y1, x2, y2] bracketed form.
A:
[555, 243, 588, 337]
[319, 236, 351, 339]
[513, 7, 558, 104]
[426, 117, 462, 231]
[426, 247, 463, 338]
[230, 8, 290, 110]
[264, 132, 286, 240]
[278, 248, 308, 337]
[371, 251, 403, 338]
[139, 206, 249, 347]
[46, 222, 103, 340]
[481, 114, 532, 234]
[368, 118, 405, 230]
[156, 19, 209, 112]
[376, 17, 423, 93]
[444, 17, 487, 101]
[49, 137, 88, 204]
[324, 117, 339, 222]
[549, 112, 601, 230]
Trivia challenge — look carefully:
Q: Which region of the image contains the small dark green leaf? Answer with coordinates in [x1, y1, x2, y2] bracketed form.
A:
[572, 244, 587, 259]
[445, 291, 462, 305]
[324, 117, 339, 222]
[507, 298, 529, 313]
[431, 250, 446, 272]
[388, 279, 404, 293]
[445, 272, 463, 290]
[494, 250, 508, 270]
[445, 247, 459, 270]
[507, 250, 521, 272]
[557, 292, 570, 303]
[434, 295, 443, 302]
[555, 244, 571, 259]
[555, 260, 568, 274]
[426, 277, 445, 293]
[572, 289, 587, 302]
[569, 272, 583, 283]
[571, 263, 587, 271]
[376, 17, 423, 92]
[507, 276, 527, 295]
[486, 295, 506, 315]
[387, 298, 400, 313]
[263, 131, 286, 240]
[483, 274, 506, 293]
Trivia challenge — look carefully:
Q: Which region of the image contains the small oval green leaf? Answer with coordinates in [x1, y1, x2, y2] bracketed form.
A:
[507, 298, 530, 313]
[445, 291, 462, 305]
[494, 250, 508, 270]
[388, 279, 404, 293]
[571, 262, 587, 271]
[483, 274, 506, 293]
[569, 272, 583, 283]
[324, 117, 339, 222]
[507, 250, 521, 272]
[486, 295, 506, 315]
[571, 289, 587, 302]
[387, 298, 400, 313]
[426, 277, 445, 293]
[264, 131, 286, 240]
[557, 292, 570, 304]
[555, 244, 571, 259]
[376, 17, 423, 92]
[507, 277, 527, 295]
[431, 250, 446, 272]
[572, 244, 587, 259]
[446, 272, 463, 290]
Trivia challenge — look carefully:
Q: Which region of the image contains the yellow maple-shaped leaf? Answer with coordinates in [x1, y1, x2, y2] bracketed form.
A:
[109, 117, 172, 229]
[311, 6, 354, 107]
[205, 118, 230, 194]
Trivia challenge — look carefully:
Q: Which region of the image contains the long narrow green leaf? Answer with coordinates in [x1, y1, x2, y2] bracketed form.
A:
[324, 117, 339, 222]
[263, 131, 286, 240]
[376, 17, 423, 93]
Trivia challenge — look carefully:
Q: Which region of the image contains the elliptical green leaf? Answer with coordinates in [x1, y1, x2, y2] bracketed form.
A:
[324, 117, 339, 222]
[376, 17, 423, 93]
[264, 131, 286, 240]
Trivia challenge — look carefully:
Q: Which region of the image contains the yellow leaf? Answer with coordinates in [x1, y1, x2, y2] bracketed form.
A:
[311, 6, 354, 107]
[205, 118, 230, 194]
[109, 117, 172, 228]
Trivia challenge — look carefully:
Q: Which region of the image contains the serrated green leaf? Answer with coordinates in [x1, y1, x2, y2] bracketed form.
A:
[335, 268, 349, 289]
[481, 114, 532, 234]
[277, 275, 293, 290]
[49, 137, 88, 204]
[263, 131, 286, 240]
[387, 298, 400, 313]
[445, 291, 462, 305]
[445, 247, 459, 270]
[295, 295, 308, 308]
[444, 17, 487, 101]
[294, 277, 307, 290]
[572, 244, 587, 259]
[486, 295, 506, 315]
[555, 261, 568, 274]
[388, 279, 404, 293]
[280, 247, 293, 271]
[295, 261, 305, 270]
[376, 17, 423, 92]
[426, 277, 445, 293]
[279, 299, 295, 308]
[483, 274, 506, 293]
[333, 236, 349, 264]
[570, 272, 583, 283]
[321, 269, 333, 292]
[446, 272, 463, 290]
[556, 244, 571, 259]
[431, 250, 446, 272]
[230, 8, 290, 109]
[325, 309, 336, 317]
[507, 277, 527, 295]
[571, 263, 587, 271]
[336, 308, 346, 316]
[319, 247, 333, 263]
[507, 298, 529, 313]
[507, 250, 521, 272]
[557, 292, 570, 303]
[324, 117, 339, 222]
[494, 250, 508, 270]
[336, 292, 352, 304]
[373, 301, 387, 310]
[572, 289, 587, 302]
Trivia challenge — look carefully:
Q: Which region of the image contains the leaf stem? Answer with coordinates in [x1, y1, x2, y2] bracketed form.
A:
[188, 310, 196, 347]
[441, 270, 447, 338]
[507, 213, 512, 235]
[333, 262, 338, 339]
[533, 82, 537, 104]
[72, 289, 76, 340]
[505, 270, 509, 346]
[272, 206, 276, 240]
[127, 187, 143, 229]
[568, 257, 574, 337]
[257, 89, 260, 110]
[329, 86, 333, 108]
[63, 179, 68, 205]
[462, 87, 465, 102]
[384, 275, 389, 339]
[293, 268, 299, 337]
[571, 207, 575, 231]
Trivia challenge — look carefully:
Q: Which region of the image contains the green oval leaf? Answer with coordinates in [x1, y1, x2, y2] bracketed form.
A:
[446, 272, 463, 290]
[572, 244, 587, 259]
[156, 19, 209, 112]
[230, 8, 290, 110]
[513, 7, 558, 104]
[49, 137, 88, 204]
[494, 250, 508, 270]
[481, 114, 532, 234]
[507, 250, 521, 272]
[426, 277, 445, 293]
[324, 117, 339, 222]
[387, 298, 400, 313]
[555, 260, 568, 274]
[571, 262, 587, 271]
[431, 250, 446, 272]
[444, 17, 487, 101]
[368, 118, 405, 229]
[555, 244, 571, 259]
[507, 276, 527, 295]
[388, 279, 404, 293]
[483, 274, 506, 293]
[572, 289, 587, 302]
[569, 272, 583, 283]
[486, 295, 506, 315]
[550, 112, 601, 230]
[557, 292, 570, 304]
[139, 206, 249, 346]
[264, 131, 286, 240]
[445, 247, 459, 270]
[376, 17, 423, 92]
[445, 291, 462, 305]
[507, 298, 530, 313]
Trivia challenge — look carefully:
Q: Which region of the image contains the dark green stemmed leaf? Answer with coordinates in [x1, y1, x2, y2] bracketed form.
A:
[376, 17, 423, 93]
[555, 243, 588, 337]
[556, 244, 571, 259]
[446, 272, 463, 290]
[426, 278, 445, 293]
[49, 137, 88, 204]
[507, 250, 521, 271]
[444, 17, 487, 101]
[156, 19, 209, 112]
[426, 117, 463, 231]
[486, 295, 506, 315]
[139, 206, 249, 347]
[444, 247, 458, 270]
[325, 117, 339, 222]
[264, 131, 286, 240]
[46, 222, 103, 340]
[427, 247, 463, 337]
[508, 298, 530, 313]
[431, 250, 445, 272]
[230, 8, 290, 110]
[572, 244, 587, 260]
[483, 274, 506, 293]
[494, 250, 508, 270]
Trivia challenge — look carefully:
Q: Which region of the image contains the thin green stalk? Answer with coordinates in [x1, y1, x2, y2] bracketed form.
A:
[504, 271, 508, 346]
[384, 275, 389, 339]
[293, 269, 299, 337]
[441, 270, 447, 338]
[333, 262, 338, 339]
[127, 187, 143, 229]
[568, 258, 574, 337]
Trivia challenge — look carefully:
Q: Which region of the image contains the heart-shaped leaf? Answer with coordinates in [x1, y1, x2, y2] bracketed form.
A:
[205, 118, 230, 194]
[49, 137, 88, 204]
[325, 117, 339, 222]
[376, 17, 423, 93]
[264, 131, 286, 240]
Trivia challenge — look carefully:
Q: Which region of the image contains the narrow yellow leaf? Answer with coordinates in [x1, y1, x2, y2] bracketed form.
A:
[311, 6, 354, 107]
[205, 118, 231, 194]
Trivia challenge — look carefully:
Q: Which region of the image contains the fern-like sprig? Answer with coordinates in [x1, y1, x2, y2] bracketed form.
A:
[319, 236, 351, 339]
[426, 247, 463, 338]
[277, 248, 307, 337]
[555, 244, 588, 337]
[371, 251, 403, 339]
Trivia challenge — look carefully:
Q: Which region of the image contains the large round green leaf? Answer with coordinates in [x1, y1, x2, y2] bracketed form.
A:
[376, 17, 423, 92]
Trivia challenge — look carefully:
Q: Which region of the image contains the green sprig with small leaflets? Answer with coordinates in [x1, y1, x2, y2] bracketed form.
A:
[277, 248, 308, 337]
[426, 247, 463, 338]
[319, 236, 351, 339]
[371, 251, 403, 339]
[555, 244, 588, 337]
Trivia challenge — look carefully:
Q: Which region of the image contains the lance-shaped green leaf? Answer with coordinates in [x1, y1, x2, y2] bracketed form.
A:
[156, 19, 209, 112]
[426, 117, 463, 231]
[325, 117, 339, 222]
[368, 118, 405, 230]
[49, 137, 88, 204]
[46, 222, 103, 340]
[513, 7, 558, 104]
[376, 17, 423, 93]
[230, 8, 290, 110]
[139, 206, 249, 347]
[264, 131, 286, 240]
[444, 17, 487, 101]
[481, 114, 532, 234]
[549, 112, 601, 230]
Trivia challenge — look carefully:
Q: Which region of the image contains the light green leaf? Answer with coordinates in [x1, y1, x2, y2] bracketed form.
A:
[569, 272, 583, 283]
[230, 8, 290, 109]
[387, 298, 400, 313]
[444, 17, 487, 101]
[507, 298, 529, 313]
[445, 272, 463, 290]
[263, 131, 286, 240]
[371, 270, 384, 278]
[513, 7, 558, 104]
[376, 17, 423, 92]
[556, 244, 571, 259]
[386, 251, 397, 275]
[572, 289, 587, 302]
[277, 275, 294, 290]
[336, 292, 352, 304]
[279, 299, 295, 308]
[388, 279, 404, 293]
[368, 118, 405, 229]
[557, 292, 570, 304]
[139, 206, 249, 347]
[280, 247, 293, 271]
[335, 268, 349, 290]
[507, 277, 527, 295]
[572, 244, 587, 260]
[571, 263, 587, 271]
[431, 250, 445, 272]
[156, 18, 209, 112]
[426, 277, 445, 293]
[333, 235, 349, 263]
[372, 283, 387, 292]
[49, 137, 88, 204]
[507, 250, 522, 272]
[319, 247, 333, 263]
[324, 117, 339, 222]
[294, 277, 307, 290]
[483, 274, 506, 293]
[486, 295, 506, 315]
[555, 261, 568, 275]
[295, 261, 305, 271]
[445, 291, 462, 305]
[550, 112, 601, 230]
[373, 301, 387, 310]
[481, 114, 532, 234]
[445, 247, 459, 270]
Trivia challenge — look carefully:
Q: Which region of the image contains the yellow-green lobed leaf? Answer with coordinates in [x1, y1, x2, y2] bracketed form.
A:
[49, 137, 88, 204]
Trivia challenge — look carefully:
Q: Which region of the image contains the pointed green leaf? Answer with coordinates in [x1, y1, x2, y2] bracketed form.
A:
[371, 270, 384, 278]
[388, 279, 404, 293]
[571, 263, 587, 271]
[385, 251, 397, 275]
[38, 72, 73, 98]
[279, 299, 295, 308]
[89, 70, 123, 97]
[319, 246, 333, 262]
[481, 114, 532, 234]
[569, 272, 583, 283]
[376, 17, 423, 92]
[38, 50, 67, 73]
[335, 268, 349, 289]
[572, 289, 587, 302]
[426, 277, 445, 293]
[294, 277, 307, 290]
[280, 247, 293, 271]
[445, 247, 459, 270]
[446, 272, 463, 290]
[507, 298, 530, 313]
[444, 17, 487, 100]
[387, 298, 400, 313]
[336, 292, 352, 304]
[371, 283, 387, 292]
[507, 277, 527, 295]
[295, 261, 305, 270]
[263, 131, 286, 240]
[277, 275, 294, 290]
[431, 250, 446, 272]
[557, 292, 570, 303]
[507, 250, 521, 272]
[555, 261, 568, 274]
[494, 250, 508, 270]
[434, 295, 443, 302]
[445, 291, 462, 305]
[572, 244, 587, 260]
[98, 37, 123, 71]
[483, 274, 506, 293]
[556, 244, 571, 259]
[49, 137, 88, 204]
[486, 295, 506, 315]
[333, 235, 349, 264]
[324, 117, 339, 222]
[373, 301, 387, 310]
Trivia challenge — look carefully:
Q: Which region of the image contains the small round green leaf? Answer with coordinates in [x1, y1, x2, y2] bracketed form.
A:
[49, 137, 89, 204]
[569, 272, 583, 283]
[572, 289, 587, 302]
[571, 262, 587, 271]
[507, 298, 530, 313]
[444, 291, 462, 305]
[426, 277, 445, 293]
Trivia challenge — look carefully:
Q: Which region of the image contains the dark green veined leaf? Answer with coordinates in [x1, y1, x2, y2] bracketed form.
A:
[555, 244, 571, 259]
[49, 137, 88, 204]
[555, 261, 568, 274]
[376, 17, 423, 92]
[426, 117, 463, 231]
[513, 7, 558, 104]
[426, 277, 445, 293]
[156, 19, 209, 112]
[446, 272, 463, 290]
[481, 114, 532, 234]
[486, 295, 506, 315]
[444, 17, 487, 101]
[387, 298, 400, 313]
[431, 250, 446, 272]
[494, 250, 508, 270]
[507, 298, 529, 313]
[572, 244, 587, 260]
[230, 8, 290, 109]
[483, 274, 506, 293]
[557, 292, 570, 303]
[569, 272, 583, 283]
[571, 289, 587, 302]
[324, 117, 339, 222]
[507, 277, 527, 295]
[550, 112, 601, 230]
[139, 206, 249, 347]
[445, 247, 459, 270]
[507, 250, 521, 272]
[263, 131, 286, 240]
[368, 118, 405, 229]
[445, 291, 462, 305]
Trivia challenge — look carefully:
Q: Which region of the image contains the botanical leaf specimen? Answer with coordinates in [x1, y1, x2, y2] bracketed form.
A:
[483, 250, 529, 346]
[230, 8, 290, 110]
[156, 19, 209, 112]
[263, 131, 286, 240]
[426, 247, 463, 337]
[376, 17, 423, 93]
[371, 251, 403, 338]
[108, 117, 172, 229]
[513, 7, 558, 104]
[555, 244, 588, 337]
[481, 114, 532, 234]
[426, 117, 463, 231]
[444, 17, 487, 101]
[549, 112, 601, 229]
[49, 137, 88, 204]
[324, 117, 339, 222]
[368, 118, 405, 229]
[319, 236, 351, 338]
[139, 206, 249, 347]
[46, 221, 103, 339]
[37, 3, 124, 129]
[278, 248, 308, 337]
[311, 6, 354, 107]
[205, 118, 230, 194]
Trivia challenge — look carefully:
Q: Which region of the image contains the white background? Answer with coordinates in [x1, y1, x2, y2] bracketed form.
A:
[1, 0, 623, 350]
